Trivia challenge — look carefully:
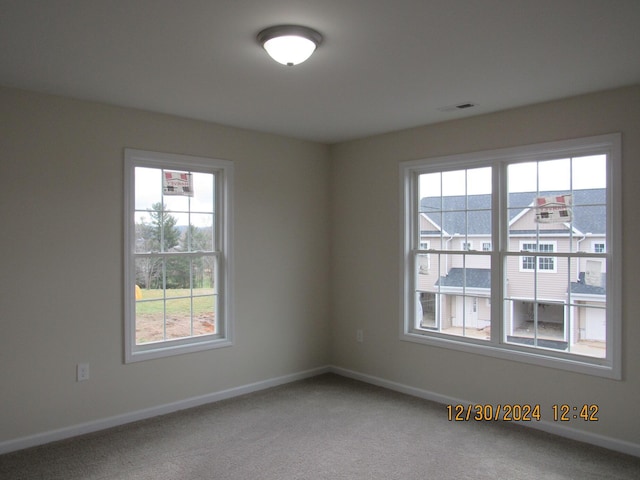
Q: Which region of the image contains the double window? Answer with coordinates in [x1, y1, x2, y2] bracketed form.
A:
[401, 134, 621, 378]
[520, 242, 556, 272]
[124, 149, 234, 362]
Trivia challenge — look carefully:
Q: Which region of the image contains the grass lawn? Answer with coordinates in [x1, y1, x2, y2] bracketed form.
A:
[135, 289, 216, 343]
[136, 288, 215, 314]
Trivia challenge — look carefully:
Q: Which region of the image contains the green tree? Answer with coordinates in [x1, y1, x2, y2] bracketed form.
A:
[135, 203, 181, 289]
[135, 221, 161, 289]
[181, 225, 214, 288]
[165, 224, 213, 289]
[148, 202, 180, 251]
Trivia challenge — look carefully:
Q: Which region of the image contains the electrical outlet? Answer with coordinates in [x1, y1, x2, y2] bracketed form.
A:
[356, 329, 364, 343]
[77, 363, 90, 382]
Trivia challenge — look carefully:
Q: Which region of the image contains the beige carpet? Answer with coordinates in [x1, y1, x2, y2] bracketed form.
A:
[1, 374, 639, 479]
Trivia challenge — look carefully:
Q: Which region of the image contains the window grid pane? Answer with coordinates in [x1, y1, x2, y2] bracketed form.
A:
[504, 154, 607, 358]
[416, 166, 492, 342]
[134, 253, 218, 345]
[405, 138, 616, 376]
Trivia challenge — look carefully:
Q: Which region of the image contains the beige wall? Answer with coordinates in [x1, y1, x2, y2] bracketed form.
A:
[2, 84, 639, 451]
[0, 87, 331, 443]
[329, 85, 640, 445]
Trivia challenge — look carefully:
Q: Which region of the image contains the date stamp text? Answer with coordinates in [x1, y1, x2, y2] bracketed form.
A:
[446, 404, 599, 422]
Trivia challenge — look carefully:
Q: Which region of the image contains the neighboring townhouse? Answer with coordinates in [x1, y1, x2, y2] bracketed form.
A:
[416, 188, 606, 357]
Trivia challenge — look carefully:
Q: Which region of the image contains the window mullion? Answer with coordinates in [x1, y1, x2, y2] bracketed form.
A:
[411, 171, 420, 329]
[162, 257, 167, 341]
[493, 160, 505, 345]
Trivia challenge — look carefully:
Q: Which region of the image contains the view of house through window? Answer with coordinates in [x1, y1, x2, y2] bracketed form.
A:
[416, 166, 493, 341]
[404, 135, 620, 377]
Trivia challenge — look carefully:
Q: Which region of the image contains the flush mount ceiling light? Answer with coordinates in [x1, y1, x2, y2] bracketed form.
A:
[257, 25, 323, 66]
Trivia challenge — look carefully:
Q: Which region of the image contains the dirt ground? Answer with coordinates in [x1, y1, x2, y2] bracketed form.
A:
[424, 322, 604, 357]
[136, 314, 215, 344]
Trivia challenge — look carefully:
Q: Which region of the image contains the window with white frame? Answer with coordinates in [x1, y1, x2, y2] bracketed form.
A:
[401, 134, 621, 378]
[418, 240, 430, 272]
[124, 149, 233, 362]
[520, 242, 556, 272]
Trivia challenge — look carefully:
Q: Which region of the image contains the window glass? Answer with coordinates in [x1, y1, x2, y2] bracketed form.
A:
[402, 135, 620, 378]
[125, 149, 233, 362]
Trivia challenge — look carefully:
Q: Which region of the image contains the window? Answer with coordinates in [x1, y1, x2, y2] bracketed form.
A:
[520, 242, 556, 272]
[401, 134, 621, 378]
[418, 241, 430, 271]
[124, 149, 234, 362]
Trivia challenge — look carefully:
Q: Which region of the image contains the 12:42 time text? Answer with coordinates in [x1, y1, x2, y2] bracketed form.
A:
[552, 404, 599, 422]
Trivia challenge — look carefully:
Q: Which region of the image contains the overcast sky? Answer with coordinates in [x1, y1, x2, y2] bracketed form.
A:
[134, 167, 215, 227]
[419, 155, 606, 197]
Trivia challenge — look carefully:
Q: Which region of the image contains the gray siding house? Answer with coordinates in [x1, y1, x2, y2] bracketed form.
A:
[416, 189, 606, 357]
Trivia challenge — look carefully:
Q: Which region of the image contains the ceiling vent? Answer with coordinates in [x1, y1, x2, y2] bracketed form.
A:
[437, 102, 477, 112]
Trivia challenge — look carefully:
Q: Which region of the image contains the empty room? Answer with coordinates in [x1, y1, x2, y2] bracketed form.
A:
[1, 1, 640, 478]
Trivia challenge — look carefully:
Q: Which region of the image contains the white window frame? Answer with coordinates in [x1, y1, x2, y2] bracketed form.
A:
[124, 149, 234, 363]
[400, 134, 621, 379]
[519, 241, 557, 273]
[418, 240, 430, 271]
[592, 241, 606, 253]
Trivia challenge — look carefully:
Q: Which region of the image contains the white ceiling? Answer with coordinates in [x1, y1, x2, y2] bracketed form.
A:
[1, 0, 639, 144]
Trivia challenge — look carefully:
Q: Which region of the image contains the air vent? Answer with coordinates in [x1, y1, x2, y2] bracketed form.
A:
[437, 102, 478, 112]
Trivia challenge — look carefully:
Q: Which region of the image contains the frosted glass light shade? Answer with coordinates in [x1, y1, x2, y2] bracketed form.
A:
[258, 25, 322, 66]
[263, 35, 317, 66]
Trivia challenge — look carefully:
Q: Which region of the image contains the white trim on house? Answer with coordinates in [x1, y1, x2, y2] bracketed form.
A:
[518, 240, 558, 273]
[419, 212, 446, 234]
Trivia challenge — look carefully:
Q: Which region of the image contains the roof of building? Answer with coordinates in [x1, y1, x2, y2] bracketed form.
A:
[571, 272, 606, 296]
[420, 189, 605, 236]
[436, 268, 491, 289]
[434, 268, 605, 297]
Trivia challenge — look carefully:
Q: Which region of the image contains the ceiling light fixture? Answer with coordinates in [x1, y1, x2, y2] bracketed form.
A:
[257, 25, 323, 66]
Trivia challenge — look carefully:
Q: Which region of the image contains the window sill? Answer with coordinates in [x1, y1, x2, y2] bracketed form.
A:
[400, 330, 620, 380]
[125, 336, 233, 363]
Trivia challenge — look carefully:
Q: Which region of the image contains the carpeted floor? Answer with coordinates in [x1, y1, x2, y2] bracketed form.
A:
[1, 373, 639, 479]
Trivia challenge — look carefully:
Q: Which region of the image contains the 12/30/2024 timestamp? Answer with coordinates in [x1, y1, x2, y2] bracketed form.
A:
[446, 404, 599, 422]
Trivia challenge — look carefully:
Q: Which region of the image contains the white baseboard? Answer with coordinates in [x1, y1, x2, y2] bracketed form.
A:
[0, 366, 330, 455]
[3, 365, 638, 459]
[329, 365, 640, 458]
